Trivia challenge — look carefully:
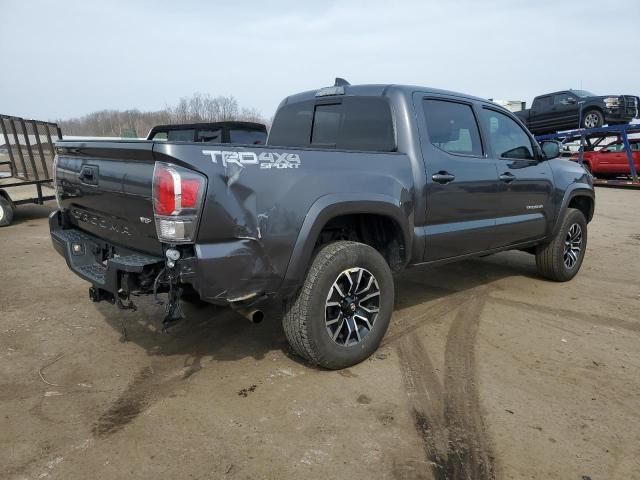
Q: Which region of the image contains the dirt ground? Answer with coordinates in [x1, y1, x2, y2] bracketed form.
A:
[1, 188, 639, 480]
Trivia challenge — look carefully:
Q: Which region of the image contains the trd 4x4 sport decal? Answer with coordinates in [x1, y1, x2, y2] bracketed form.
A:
[203, 150, 301, 169]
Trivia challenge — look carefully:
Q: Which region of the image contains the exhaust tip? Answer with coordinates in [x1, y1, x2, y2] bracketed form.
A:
[250, 310, 264, 324]
[235, 308, 264, 323]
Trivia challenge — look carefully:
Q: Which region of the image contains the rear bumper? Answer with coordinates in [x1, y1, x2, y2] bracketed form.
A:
[50, 210, 163, 296]
[50, 209, 280, 305]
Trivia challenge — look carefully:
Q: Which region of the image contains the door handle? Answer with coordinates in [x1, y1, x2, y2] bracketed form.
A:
[499, 172, 515, 183]
[432, 172, 455, 184]
[79, 166, 98, 185]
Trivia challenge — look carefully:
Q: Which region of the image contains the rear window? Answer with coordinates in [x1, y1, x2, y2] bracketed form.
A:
[269, 97, 395, 151]
[167, 129, 195, 142]
[534, 96, 552, 108]
[229, 129, 267, 145]
[196, 129, 222, 143]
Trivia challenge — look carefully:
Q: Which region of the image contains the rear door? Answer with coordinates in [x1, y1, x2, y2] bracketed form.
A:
[479, 107, 554, 248]
[416, 95, 499, 261]
[528, 95, 553, 132]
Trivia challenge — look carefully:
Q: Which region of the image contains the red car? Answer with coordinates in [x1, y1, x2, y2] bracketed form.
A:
[573, 139, 640, 177]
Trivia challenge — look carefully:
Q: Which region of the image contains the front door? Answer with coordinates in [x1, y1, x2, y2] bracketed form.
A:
[417, 96, 499, 261]
[551, 92, 580, 130]
[478, 107, 554, 248]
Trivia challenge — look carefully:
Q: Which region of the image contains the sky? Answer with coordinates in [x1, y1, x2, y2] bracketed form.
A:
[1, 0, 639, 122]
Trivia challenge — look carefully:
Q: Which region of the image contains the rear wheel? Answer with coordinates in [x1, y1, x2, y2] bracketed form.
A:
[0, 196, 14, 227]
[283, 241, 394, 369]
[582, 110, 604, 129]
[535, 208, 587, 282]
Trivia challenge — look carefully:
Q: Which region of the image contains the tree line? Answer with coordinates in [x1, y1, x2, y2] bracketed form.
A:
[58, 93, 268, 138]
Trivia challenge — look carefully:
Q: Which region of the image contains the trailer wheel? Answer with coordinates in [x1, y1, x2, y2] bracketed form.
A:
[0, 196, 14, 227]
[582, 109, 604, 129]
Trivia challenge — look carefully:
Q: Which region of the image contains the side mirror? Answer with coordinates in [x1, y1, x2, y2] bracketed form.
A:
[540, 140, 561, 160]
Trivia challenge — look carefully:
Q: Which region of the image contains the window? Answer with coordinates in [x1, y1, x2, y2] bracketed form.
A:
[534, 96, 552, 108]
[151, 132, 167, 141]
[553, 93, 577, 105]
[572, 90, 595, 98]
[312, 104, 341, 146]
[481, 109, 535, 160]
[167, 129, 195, 142]
[268, 101, 314, 148]
[196, 129, 222, 143]
[423, 99, 483, 156]
[229, 129, 267, 145]
[604, 142, 624, 152]
[268, 97, 395, 151]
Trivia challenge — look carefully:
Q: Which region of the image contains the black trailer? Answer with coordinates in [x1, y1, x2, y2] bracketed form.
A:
[0, 114, 62, 226]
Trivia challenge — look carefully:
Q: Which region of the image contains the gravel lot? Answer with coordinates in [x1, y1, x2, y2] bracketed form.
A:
[1, 187, 639, 480]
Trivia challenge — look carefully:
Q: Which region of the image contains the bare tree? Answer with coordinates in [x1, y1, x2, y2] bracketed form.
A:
[59, 93, 266, 137]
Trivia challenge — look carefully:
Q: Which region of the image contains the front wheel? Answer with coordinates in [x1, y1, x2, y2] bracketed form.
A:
[535, 208, 587, 281]
[582, 110, 604, 129]
[283, 241, 394, 369]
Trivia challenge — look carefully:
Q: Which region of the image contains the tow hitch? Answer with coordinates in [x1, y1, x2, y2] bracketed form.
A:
[88, 286, 136, 341]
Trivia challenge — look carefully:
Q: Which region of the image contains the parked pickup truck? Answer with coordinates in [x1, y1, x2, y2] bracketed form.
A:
[515, 90, 639, 135]
[147, 121, 267, 144]
[572, 138, 640, 177]
[50, 80, 595, 369]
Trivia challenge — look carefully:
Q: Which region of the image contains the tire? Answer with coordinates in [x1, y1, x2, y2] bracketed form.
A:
[535, 208, 587, 282]
[283, 241, 394, 370]
[0, 196, 14, 227]
[581, 109, 604, 129]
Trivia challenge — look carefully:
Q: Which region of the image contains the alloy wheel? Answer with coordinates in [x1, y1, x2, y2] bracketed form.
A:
[563, 223, 583, 269]
[325, 267, 380, 347]
[584, 112, 600, 129]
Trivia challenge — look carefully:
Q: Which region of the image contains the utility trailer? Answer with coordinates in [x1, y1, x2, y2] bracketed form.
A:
[536, 123, 640, 188]
[0, 114, 62, 226]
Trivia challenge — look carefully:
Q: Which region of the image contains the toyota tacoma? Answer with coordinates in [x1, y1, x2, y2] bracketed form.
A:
[50, 80, 595, 369]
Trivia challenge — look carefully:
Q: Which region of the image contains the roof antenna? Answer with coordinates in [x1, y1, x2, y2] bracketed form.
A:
[334, 77, 350, 87]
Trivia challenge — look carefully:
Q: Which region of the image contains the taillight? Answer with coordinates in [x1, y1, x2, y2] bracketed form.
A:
[152, 162, 206, 243]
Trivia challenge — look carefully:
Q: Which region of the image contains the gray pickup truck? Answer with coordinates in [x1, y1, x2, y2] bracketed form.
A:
[50, 80, 595, 369]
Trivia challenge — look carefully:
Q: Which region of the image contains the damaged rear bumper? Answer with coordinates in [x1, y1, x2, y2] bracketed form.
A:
[49, 210, 279, 306]
[49, 210, 163, 300]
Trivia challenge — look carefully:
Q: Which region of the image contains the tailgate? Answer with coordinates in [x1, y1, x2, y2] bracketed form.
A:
[55, 141, 162, 256]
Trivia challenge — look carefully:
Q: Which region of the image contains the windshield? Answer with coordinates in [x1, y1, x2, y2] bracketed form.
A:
[572, 90, 595, 98]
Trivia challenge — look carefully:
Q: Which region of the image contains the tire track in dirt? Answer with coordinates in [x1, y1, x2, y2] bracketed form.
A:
[91, 356, 204, 438]
[397, 289, 496, 480]
[383, 286, 474, 348]
[488, 296, 640, 333]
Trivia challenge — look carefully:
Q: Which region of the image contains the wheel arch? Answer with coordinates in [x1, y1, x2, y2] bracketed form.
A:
[552, 187, 595, 237]
[281, 193, 412, 295]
